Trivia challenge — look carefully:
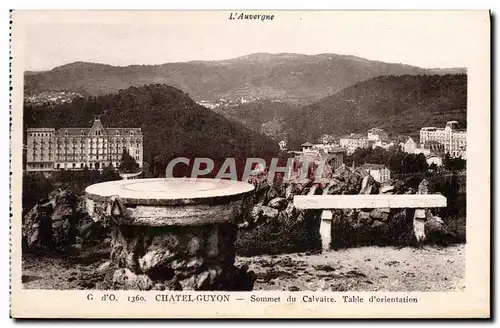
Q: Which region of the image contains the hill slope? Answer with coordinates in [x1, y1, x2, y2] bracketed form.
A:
[24, 84, 279, 175]
[24, 53, 466, 102]
[283, 74, 467, 147]
[212, 100, 301, 134]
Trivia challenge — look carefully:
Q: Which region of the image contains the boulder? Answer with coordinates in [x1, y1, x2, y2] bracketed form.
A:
[22, 189, 106, 251]
[379, 184, 395, 194]
[418, 179, 430, 194]
[371, 220, 385, 229]
[359, 175, 379, 195]
[369, 209, 390, 221]
[425, 216, 456, 245]
[357, 211, 372, 226]
[261, 206, 279, 221]
[267, 197, 288, 211]
[263, 184, 286, 205]
[283, 202, 296, 219]
[249, 204, 263, 223]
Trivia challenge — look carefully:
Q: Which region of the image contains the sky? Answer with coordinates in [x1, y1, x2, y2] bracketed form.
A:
[17, 10, 487, 71]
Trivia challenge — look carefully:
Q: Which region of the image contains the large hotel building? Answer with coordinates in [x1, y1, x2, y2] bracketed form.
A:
[26, 117, 143, 172]
[419, 121, 467, 158]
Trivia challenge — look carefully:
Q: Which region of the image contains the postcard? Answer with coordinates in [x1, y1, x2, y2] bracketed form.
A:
[10, 10, 490, 318]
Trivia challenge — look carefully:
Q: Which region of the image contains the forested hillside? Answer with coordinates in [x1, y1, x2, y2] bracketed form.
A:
[283, 74, 467, 148]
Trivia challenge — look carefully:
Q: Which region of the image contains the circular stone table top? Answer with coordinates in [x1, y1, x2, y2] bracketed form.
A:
[85, 178, 255, 206]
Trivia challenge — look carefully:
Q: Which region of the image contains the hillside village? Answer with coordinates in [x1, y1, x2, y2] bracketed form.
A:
[283, 121, 466, 184]
[196, 96, 263, 109]
[24, 91, 84, 106]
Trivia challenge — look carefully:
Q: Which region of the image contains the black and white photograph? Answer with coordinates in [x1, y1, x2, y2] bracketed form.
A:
[9, 10, 490, 318]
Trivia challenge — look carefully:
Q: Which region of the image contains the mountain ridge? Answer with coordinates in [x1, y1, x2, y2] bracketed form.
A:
[24, 53, 467, 102]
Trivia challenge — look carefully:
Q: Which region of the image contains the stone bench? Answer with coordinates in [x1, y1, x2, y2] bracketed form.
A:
[294, 194, 447, 249]
[294, 194, 447, 210]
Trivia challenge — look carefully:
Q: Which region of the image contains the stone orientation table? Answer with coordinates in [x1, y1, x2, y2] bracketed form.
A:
[85, 178, 256, 291]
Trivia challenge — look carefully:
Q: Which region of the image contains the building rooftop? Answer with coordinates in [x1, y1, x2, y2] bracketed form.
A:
[54, 127, 142, 136]
[301, 141, 314, 147]
[27, 127, 55, 131]
[340, 133, 366, 140]
[29, 118, 142, 137]
[394, 135, 414, 143]
[361, 163, 388, 170]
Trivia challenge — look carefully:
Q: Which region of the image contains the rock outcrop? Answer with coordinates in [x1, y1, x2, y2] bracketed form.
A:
[22, 189, 107, 252]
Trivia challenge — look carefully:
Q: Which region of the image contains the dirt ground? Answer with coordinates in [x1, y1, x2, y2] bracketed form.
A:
[22, 244, 465, 292]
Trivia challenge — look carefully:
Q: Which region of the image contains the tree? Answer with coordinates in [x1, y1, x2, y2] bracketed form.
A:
[444, 152, 452, 170]
[444, 152, 467, 171]
[388, 151, 404, 173]
[416, 153, 428, 172]
[100, 163, 121, 182]
[118, 148, 140, 174]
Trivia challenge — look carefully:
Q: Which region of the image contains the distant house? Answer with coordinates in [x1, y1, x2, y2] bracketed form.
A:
[301, 141, 314, 152]
[420, 121, 466, 158]
[398, 136, 417, 154]
[323, 148, 346, 172]
[367, 128, 389, 142]
[289, 146, 346, 181]
[321, 134, 335, 144]
[372, 140, 395, 150]
[360, 164, 391, 183]
[339, 133, 373, 154]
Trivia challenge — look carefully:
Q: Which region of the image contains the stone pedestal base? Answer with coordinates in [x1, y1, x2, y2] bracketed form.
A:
[109, 222, 256, 291]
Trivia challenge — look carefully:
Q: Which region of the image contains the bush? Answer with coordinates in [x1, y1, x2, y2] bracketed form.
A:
[22, 173, 53, 215]
[23, 167, 122, 212]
